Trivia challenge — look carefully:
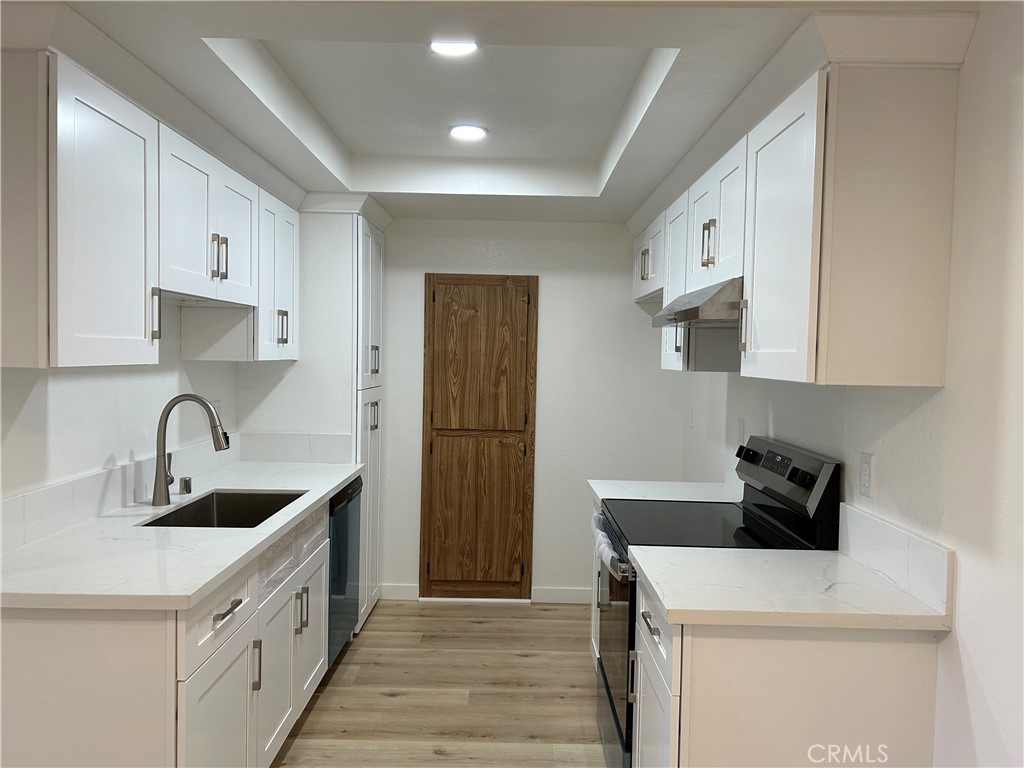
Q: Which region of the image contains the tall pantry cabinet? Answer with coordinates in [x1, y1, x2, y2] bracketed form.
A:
[355, 216, 384, 632]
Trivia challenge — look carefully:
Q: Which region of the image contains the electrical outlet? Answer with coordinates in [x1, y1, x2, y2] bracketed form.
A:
[859, 453, 873, 498]
[737, 418, 746, 445]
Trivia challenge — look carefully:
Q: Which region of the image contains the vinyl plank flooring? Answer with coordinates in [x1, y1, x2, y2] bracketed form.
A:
[273, 600, 603, 768]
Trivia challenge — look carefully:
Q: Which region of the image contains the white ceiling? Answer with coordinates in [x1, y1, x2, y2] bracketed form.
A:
[67, 2, 816, 222]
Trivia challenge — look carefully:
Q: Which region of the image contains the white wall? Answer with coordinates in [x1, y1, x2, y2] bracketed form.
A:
[380, 219, 713, 601]
[1, 304, 238, 497]
[235, 212, 356, 448]
[682, 5, 1023, 763]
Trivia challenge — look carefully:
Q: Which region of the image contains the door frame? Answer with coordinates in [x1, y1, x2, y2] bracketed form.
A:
[418, 273, 538, 599]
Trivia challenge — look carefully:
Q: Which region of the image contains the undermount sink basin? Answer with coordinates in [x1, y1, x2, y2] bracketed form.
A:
[143, 491, 306, 528]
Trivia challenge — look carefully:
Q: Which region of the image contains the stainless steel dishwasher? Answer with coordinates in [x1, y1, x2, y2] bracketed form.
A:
[328, 476, 362, 666]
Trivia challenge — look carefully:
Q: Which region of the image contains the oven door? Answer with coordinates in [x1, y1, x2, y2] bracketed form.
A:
[596, 551, 634, 768]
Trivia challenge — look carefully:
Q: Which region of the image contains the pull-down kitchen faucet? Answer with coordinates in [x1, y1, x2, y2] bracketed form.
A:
[152, 394, 230, 505]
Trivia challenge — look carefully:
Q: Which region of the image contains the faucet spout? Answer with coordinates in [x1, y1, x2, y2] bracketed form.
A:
[152, 394, 230, 506]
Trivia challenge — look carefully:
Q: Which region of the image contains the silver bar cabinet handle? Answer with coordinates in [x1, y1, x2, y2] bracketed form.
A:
[641, 610, 661, 638]
[218, 235, 229, 280]
[252, 640, 262, 691]
[151, 287, 161, 340]
[738, 298, 749, 353]
[300, 585, 310, 629]
[640, 247, 650, 281]
[707, 218, 718, 266]
[277, 309, 288, 344]
[212, 598, 242, 626]
[700, 222, 710, 267]
[293, 591, 303, 635]
[284, 310, 289, 344]
[210, 233, 220, 278]
[674, 324, 682, 354]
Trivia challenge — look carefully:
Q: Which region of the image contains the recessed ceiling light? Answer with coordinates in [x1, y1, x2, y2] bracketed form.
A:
[430, 41, 478, 57]
[449, 125, 488, 141]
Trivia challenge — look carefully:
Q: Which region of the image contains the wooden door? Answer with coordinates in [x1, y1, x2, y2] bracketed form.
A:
[420, 274, 538, 599]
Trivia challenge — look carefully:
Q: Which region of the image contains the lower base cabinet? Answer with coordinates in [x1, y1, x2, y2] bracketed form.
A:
[178, 614, 259, 768]
[633, 575, 942, 767]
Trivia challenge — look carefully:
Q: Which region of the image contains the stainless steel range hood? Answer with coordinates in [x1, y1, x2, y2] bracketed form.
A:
[652, 277, 743, 327]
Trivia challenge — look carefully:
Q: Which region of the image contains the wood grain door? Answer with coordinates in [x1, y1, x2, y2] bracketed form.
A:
[420, 274, 538, 599]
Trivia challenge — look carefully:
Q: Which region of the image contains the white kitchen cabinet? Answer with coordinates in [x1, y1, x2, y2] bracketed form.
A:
[357, 216, 384, 390]
[355, 389, 382, 632]
[740, 65, 958, 385]
[633, 624, 676, 768]
[631, 572, 940, 767]
[160, 125, 258, 306]
[177, 612, 259, 768]
[179, 191, 300, 362]
[660, 192, 689, 370]
[256, 190, 299, 360]
[684, 138, 746, 294]
[292, 539, 329, 706]
[256, 539, 329, 768]
[632, 212, 666, 303]
[1, 51, 160, 368]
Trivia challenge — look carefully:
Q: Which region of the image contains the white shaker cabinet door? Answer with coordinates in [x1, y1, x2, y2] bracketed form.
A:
[685, 172, 715, 293]
[257, 191, 299, 361]
[633, 634, 675, 768]
[708, 137, 747, 283]
[159, 125, 217, 299]
[51, 55, 160, 366]
[357, 216, 384, 390]
[740, 70, 826, 382]
[213, 164, 259, 306]
[255, 579, 296, 768]
[177, 613, 258, 768]
[661, 192, 688, 371]
[292, 540, 330, 709]
[355, 389, 382, 632]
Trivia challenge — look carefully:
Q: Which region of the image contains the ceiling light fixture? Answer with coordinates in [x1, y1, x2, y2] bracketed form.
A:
[430, 41, 478, 57]
[449, 125, 488, 141]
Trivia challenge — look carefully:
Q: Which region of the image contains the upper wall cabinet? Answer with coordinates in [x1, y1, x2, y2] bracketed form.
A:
[632, 212, 666, 303]
[1, 51, 160, 368]
[740, 65, 958, 385]
[660, 193, 688, 370]
[256, 191, 299, 361]
[357, 216, 384, 390]
[684, 137, 746, 294]
[160, 125, 258, 306]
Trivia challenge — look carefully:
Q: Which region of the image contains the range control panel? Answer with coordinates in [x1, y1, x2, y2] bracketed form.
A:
[735, 436, 840, 513]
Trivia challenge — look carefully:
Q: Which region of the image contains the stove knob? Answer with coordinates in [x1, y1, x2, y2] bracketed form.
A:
[740, 447, 762, 464]
[798, 470, 817, 489]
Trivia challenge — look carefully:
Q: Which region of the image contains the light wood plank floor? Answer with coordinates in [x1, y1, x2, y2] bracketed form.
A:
[272, 601, 605, 767]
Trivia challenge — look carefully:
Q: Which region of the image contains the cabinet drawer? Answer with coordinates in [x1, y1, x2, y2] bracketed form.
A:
[178, 566, 258, 679]
[637, 580, 675, 691]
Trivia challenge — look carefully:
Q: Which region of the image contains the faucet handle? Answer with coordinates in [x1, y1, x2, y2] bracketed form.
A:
[166, 452, 174, 487]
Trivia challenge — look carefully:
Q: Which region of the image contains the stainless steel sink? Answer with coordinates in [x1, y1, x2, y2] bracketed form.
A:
[143, 491, 306, 528]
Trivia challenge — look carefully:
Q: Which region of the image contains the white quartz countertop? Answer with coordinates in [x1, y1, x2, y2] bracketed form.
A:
[631, 546, 951, 631]
[0, 462, 361, 611]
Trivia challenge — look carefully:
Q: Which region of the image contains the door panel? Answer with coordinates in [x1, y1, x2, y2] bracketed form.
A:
[421, 274, 537, 599]
[476, 435, 525, 582]
[432, 282, 527, 431]
[428, 433, 478, 582]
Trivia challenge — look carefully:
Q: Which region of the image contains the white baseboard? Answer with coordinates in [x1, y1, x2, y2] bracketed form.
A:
[531, 587, 590, 604]
[380, 583, 419, 600]
[380, 584, 590, 605]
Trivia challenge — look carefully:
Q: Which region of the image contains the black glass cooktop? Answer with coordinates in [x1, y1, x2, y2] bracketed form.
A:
[601, 498, 766, 550]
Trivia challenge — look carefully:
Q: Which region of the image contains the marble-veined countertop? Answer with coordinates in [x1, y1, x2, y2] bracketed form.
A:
[631, 545, 950, 630]
[0, 462, 361, 611]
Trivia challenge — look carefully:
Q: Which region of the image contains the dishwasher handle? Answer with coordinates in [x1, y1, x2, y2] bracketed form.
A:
[330, 477, 363, 511]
